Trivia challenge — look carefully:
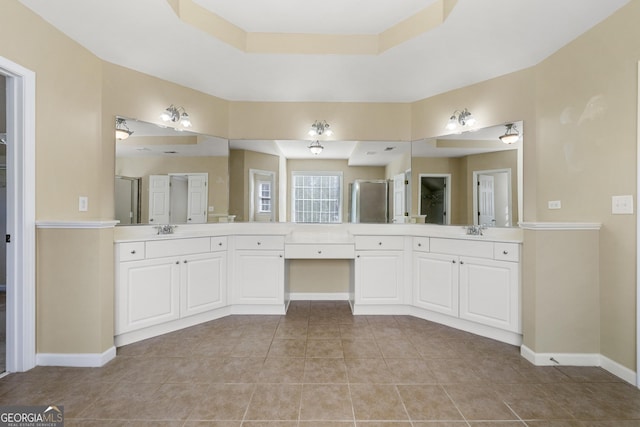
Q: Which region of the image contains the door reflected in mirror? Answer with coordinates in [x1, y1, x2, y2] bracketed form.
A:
[411, 121, 522, 227]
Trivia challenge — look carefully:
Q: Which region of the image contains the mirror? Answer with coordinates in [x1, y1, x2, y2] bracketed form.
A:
[411, 122, 523, 227]
[114, 117, 230, 225]
[228, 139, 411, 223]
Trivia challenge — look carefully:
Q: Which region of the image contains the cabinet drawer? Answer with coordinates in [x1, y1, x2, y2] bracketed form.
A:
[494, 242, 519, 262]
[211, 236, 228, 252]
[355, 235, 404, 250]
[118, 242, 145, 262]
[413, 237, 430, 252]
[145, 237, 211, 259]
[285, 244, 355, 259]
[430, 238, 493, 259]
[235, 235, 285, 250]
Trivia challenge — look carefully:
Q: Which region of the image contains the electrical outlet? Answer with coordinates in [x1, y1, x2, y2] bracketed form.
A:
[79, 196, 88, 212]
[612, 195, 634, 214]
[548, 200, 561, 210]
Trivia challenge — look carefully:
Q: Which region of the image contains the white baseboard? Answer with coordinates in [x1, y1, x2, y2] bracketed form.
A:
[521, 345, 637, 386]
[289, 292, 349, 301]
[37, 346, 116, 368]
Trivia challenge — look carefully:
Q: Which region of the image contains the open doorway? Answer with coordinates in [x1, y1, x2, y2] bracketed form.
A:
[249, 169, 276, 222]
[419, 174, 451, 225]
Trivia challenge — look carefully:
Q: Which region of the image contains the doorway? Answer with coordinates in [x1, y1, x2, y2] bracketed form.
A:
[472, 169, 512, 227]
[419, 174, 451, 225]
[249, 169, 276, 222]
[0, 56, 36, 373]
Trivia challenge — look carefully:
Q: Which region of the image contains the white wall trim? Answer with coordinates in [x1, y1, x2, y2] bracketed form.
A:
[636, 60, 640, 389]
[289, 292, 349, 301]
[1, 55, 36, 373]
[36, 346, 116, 368]
[521, 345, 637, 386]
[519, 222, 602, 231]
[36, 220, 120, 229]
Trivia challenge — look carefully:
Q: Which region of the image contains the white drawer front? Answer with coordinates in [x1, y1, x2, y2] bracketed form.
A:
[145, 237, 211, 259]
[285, 244, 355, 259]
[430, 238, 493, 259]
[211, 236, 228, 252]
[118, 242, 145, 262]
[413, 237, 430, 252]
[355, 235, 404, 251]
[494, 242, 519, 262]
[235, 235, 285, 250]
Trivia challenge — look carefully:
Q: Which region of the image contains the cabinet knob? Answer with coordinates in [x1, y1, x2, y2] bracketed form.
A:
[357, 255, 360, 258]
[279, 254, 283, 258]
[378, 242, 382, 246]
[417, 243, 422, 247]
[130, 250, 136, 254]
[503, 250, 508, 255]
[188, 218, 192, 221]
[218, 242, 223, 246]
[452, 260, 456, 264]
[183, 260, 188, 263]
[318, 250, 322, 254]
[149, 218, 154, 222]
[175, 261, 179, 265]
[257, 242, 262, 246]
[460, 261, 464, 265]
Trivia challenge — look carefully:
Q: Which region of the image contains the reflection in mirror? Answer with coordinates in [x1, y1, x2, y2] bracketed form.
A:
[411, 122, 523, 227]
[228, 140, 411, 223]
[114, 117, 230, 225]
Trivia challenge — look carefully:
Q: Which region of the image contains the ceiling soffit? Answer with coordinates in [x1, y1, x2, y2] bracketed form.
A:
[166, 0, 458, 55]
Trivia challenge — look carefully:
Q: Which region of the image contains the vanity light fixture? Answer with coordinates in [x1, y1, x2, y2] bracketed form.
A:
[499, 123, 520, 144]
[160, 105, 192, 128]
[445, 108, 476, 132]
[115, 118, 133, 140]
[308, 120, 333, 137]
[308, 140, 324, 155]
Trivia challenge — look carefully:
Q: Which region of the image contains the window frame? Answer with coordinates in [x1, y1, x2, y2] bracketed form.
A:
[290, 171, 343, 223]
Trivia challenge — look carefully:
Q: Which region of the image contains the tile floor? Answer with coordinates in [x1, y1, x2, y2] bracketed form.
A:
[1, 300, 640, 426]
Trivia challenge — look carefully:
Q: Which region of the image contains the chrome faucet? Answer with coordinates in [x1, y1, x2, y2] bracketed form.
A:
[155, 224, 176, 235]
[466, 224, 487, 236]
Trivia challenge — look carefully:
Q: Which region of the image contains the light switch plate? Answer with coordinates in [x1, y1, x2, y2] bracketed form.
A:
[612, 195, 633, 214]
[79, 196, 88, 212]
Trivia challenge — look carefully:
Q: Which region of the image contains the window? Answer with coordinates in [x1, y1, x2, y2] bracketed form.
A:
[258, 181, 271, 213]
[291, 172, 342, 223]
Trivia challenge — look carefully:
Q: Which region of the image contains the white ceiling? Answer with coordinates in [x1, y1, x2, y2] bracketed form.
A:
[19, 0, 629, 103]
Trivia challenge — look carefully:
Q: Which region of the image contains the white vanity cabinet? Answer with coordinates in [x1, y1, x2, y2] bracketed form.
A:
[416, 238, 521, 334]
[354, 236, 405, 305]
[232, 235, 285, 306]
[115, 237, 227, 335]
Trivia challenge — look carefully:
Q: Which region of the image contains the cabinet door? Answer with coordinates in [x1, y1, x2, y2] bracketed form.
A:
[413, 252, 459, 316]
[459, 257, 520, 332]
[181, 252, 227, 317]
[117, 258, 180, 334]
[233, 250, 284, 304]
[355, 250, 403, 304]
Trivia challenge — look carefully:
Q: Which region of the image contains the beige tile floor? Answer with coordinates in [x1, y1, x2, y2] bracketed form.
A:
[1, 300, 640, 426]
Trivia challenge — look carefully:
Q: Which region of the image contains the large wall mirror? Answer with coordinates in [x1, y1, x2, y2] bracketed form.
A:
[228, 139, 412, 223]
[115, 117, 229, 225]
[411, 121, 523, 227]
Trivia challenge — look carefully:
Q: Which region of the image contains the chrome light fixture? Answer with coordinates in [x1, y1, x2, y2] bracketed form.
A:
[160, 105, 192, 128]
[499, 123, 520, 144]
[308, 120, 333, 137]
[115, 118, 133, 140]
[445, 108, 476, 131]
[308, 140, 324, 155]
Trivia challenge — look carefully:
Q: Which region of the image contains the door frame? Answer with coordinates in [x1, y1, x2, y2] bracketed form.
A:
[418, 173, 451, 225]
[472, 168, 512, 227]
[0, 56, 36, 372]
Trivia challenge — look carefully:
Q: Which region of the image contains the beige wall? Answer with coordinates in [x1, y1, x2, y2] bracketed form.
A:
[3, 0, 640, 373]
[116, 156, 229, 222]
[531, 0, 640, 369]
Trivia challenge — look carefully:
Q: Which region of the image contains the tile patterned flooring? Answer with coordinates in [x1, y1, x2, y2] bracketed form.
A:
[1, 301, 640, 426]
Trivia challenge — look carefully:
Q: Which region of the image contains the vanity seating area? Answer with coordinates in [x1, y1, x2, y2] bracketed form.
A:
[114, 223, 522, 349]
